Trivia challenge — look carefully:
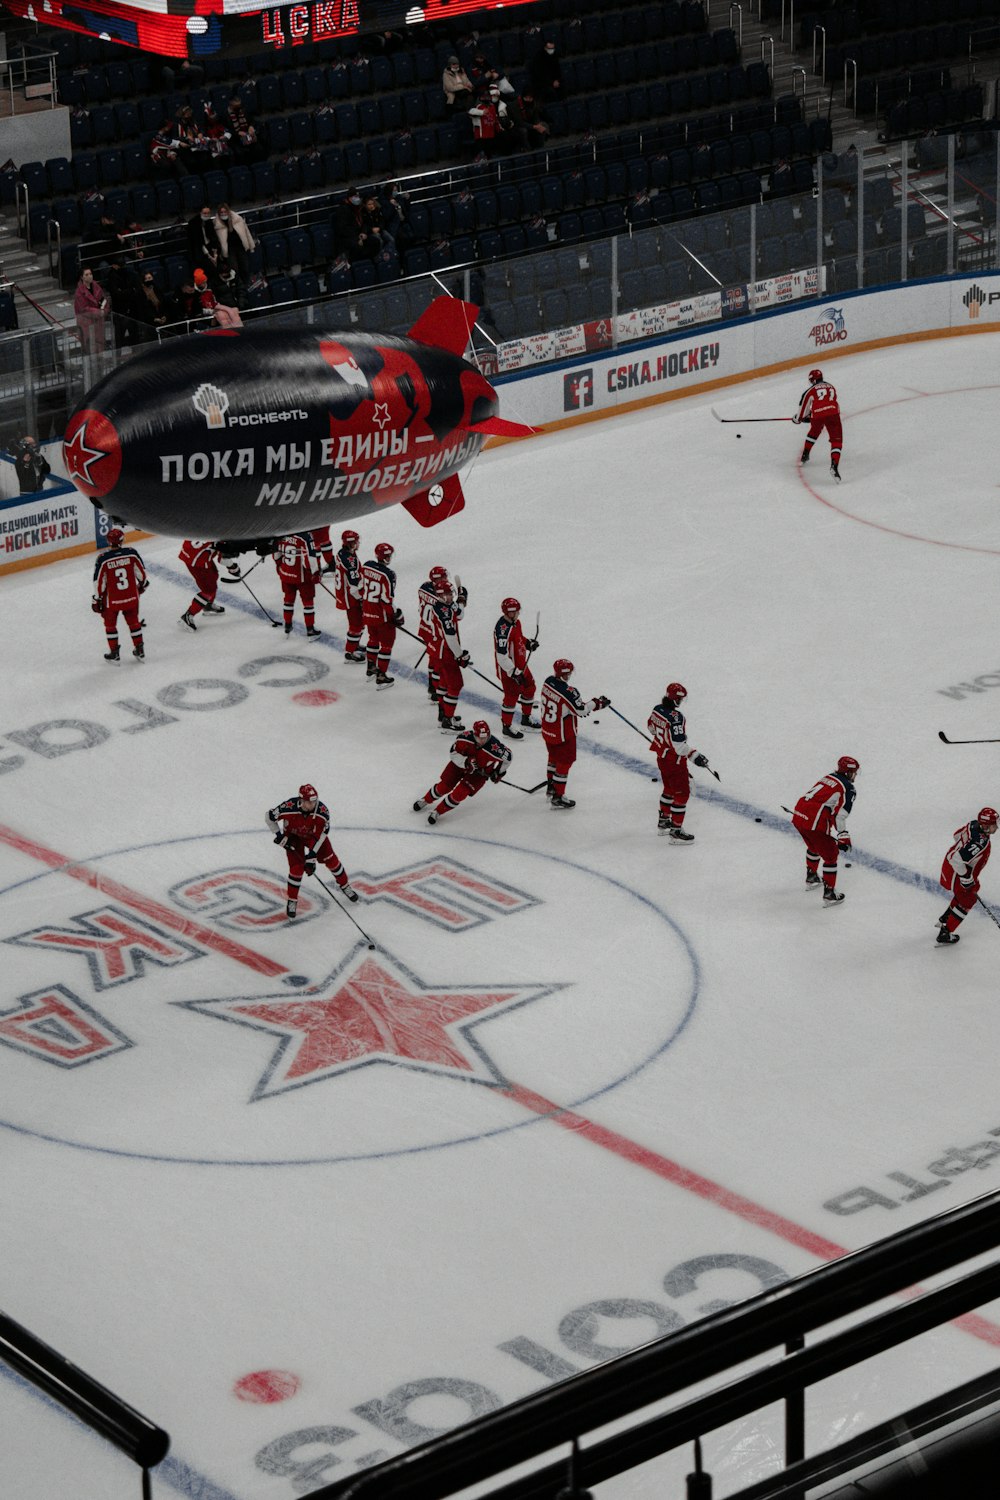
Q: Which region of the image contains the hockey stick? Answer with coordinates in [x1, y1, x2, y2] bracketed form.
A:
[238, 573, 282, 626]
[310, 871, 377, 949]
[781, 805, 851, 866]
[977, 896, 1000, 932]
[499, 779, 549, 795]
[609, 704, 652, 744]
[938, 732, 1000, 745]
[711, 409, 794, 424]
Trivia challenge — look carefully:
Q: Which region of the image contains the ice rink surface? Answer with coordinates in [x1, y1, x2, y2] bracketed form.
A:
[4, 331, 1000, 1499]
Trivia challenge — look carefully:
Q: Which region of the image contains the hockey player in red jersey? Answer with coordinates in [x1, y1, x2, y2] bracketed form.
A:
[413, 720, 512, 824]
[937, 806, 998, 944]
[494, 597, 540, 740]
[791, 755, 858, 904]
[361, 541, 401, 687]
[92, 527, 148, 661]
[417, 564, 452, 719]
[540, 659, 609, 809]
[179, 540, 240, 630]
[266, 783, 358, 919]
[794, 368, 842, 480]
[334, 529, 366, 663]
[309, 524, 335, 572]
[647, 683, 712, 841]
[429, 579, 469, 731]
[273, 533, 322, 638]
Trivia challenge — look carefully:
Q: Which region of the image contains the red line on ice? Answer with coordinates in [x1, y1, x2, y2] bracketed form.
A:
[0, 822, 288, 978]
[506, 1084, 1000, 1347]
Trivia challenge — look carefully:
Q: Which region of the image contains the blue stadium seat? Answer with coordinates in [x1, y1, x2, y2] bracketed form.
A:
[285, 228, 311, 268]
[252, 162, 276, 198]
[155, 180, 181, 218]
[282, 71, 305, 109]
[294, 271, 321, 300]
[98, 149, 124, 187]
[261, 232, 288, 272]
[268, 275, 295, 304]
[130, 184, 157, 221]
[345, 141, 370, 178]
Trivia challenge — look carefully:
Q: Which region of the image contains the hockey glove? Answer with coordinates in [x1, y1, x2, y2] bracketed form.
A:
[91, 597, 103, 613]
[226, 562, 242, 579]
[593, 695, 611, 710]
[273, 833, 290, 847]
[304, 857, 317, 877]
[457, 650, 471, 667]
[959, 871, 976, 889]
[512, 672, 527, 690]
[837, 832, 852, 851]
[791, 415, 800, 425]
[693, 753, 710, 769]
[526, 638, 539, 652]
[139, 579, 149, 592]
[457, 585, 468, 606]
[393, 608, 405, 626]
[490, 769, 506, 783]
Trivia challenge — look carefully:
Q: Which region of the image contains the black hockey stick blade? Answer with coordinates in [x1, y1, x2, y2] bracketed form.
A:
[938, 731, 1000, 745]
[501, 779, 548, 794]
[711, 407, 794, 423]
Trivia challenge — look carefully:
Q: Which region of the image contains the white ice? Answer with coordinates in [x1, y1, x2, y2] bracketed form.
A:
[3, 333, 1000, 1500]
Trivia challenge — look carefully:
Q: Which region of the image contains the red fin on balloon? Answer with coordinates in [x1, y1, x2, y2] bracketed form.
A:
[401, 473, 466, 527]
[407, 297, 478, 357]
[464, 415, 536, 438]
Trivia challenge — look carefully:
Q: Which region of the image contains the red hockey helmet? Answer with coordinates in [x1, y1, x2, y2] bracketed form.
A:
[374, 542, 394, 561]
[341, 529, 359, 545]
[106, 527, 125, 547]
[978, 806, 998, 829]
[472, 720, 490, 742]
[502, 596, 521, 616]
[665, 682, 687, 701]
[808, 368, 823, 384]
[299, 783, 318, 803]
[429, 565, 449, 584]
[553, 658, 574, 678]
[837, 756, 860, 778]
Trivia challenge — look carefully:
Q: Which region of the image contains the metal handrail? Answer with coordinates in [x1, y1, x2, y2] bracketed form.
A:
[14, 180, 29, 248]
[780, 0, 795, 45]
[812, 23, 826, 80]
[46, 217, 61, 279]
[728, 2, 743, 49]
[760, 36, 774, 75]
[844, 57, 857, 112]
[791, 65, 807, 99]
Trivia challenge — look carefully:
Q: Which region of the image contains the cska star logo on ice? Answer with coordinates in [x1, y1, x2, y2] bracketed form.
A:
[178, 942, 562, 1099]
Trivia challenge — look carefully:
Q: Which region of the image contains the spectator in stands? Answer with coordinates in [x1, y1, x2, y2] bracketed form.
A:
[134, 269, 170, 341]
[510, 89, 550, 150]
[74, 266, 109, 355]
[160, 58, 205, 91]
[361, 192, 397, 255]
[336, 189, 376, 261]
[165, 278, 205, 332]
[175, 104, 213, 173]
[201, 102, 233, 162]
[86, 213, 127, 271]
[443, 56, 475, 110]
[188, 205, 222, 275]
[373, 28, 407, 54]
[470, 85, 516, 157]
[469, 48, 515, 99]
[214, 203, 256, 293]
[150, 120, 184, 177]
[193, 267, 243, 329]
[529, 39, 564, 102]
[6, 436, 50, 494]
[105, 258, 142, 348]
[227, 95, 263, 164]
[381, 182, 409, 240]
[769, 157, 793, 197]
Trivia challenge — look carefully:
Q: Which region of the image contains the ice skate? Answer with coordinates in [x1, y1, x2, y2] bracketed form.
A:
[502, 725, 524, 740]
[340, 884, 359, 903]
[180, 612, 197, 630]
[427, 811, 441, 825]
[800, 449, 810, 464]
[284, 624, 293, 636]
[306, 626, 322, 639]
[551, 795, 576, 809]
[822, 887, 845, 905]
[830, 461, 841, 482]
[375, 672, 394, 688]
[520, 717, 541, 730]
[805, 871, 821, 889]
[345, 649, 366, 662]
[202, 602, 225, 614]
[936, 927, 959, 945]
[104, 646, 121, 661]
[413, 798, 428, 812]
[133, 647, 144, 661]
[285, 899, 297, 919]
[667, 827, 695, 843]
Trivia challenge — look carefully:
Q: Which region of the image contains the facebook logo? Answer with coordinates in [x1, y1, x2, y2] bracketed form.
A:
[563, 370, 594, 410]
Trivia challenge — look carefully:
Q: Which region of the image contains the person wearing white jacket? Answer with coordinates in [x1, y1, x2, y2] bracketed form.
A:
[213, 203, 256, 292]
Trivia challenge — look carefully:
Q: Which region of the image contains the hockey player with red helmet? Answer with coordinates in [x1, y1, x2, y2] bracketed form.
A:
[937, 806, 999, 945]
[273, 532, 322, 639]
[494, 597, 540, 740]
[92, 526, 148, 662]
[334, 529, 367, 663]
[429, 578, 469, 731]
[647, 683, 713, 841]
[793, 368, 842, 480]
[361, 541, 402, 686]
[791, 756, 859, 904]
[418, 564, 465, 724]
[413, 720, 512, 824]
[266, 783, 358, 920]
[540, 659, 610, 809]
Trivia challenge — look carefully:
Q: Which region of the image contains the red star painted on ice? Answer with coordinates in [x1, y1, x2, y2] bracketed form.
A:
[64, 420, 107, 486]
[180, 944, 561, 1099]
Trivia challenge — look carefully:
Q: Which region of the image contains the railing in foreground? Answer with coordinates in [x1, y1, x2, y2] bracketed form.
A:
[0, 1310, 169, 1499]
[309, 1186, 1000, 1500]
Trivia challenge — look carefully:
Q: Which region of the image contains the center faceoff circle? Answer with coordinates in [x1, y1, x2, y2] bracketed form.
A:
[0, 829, 698, 1165]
